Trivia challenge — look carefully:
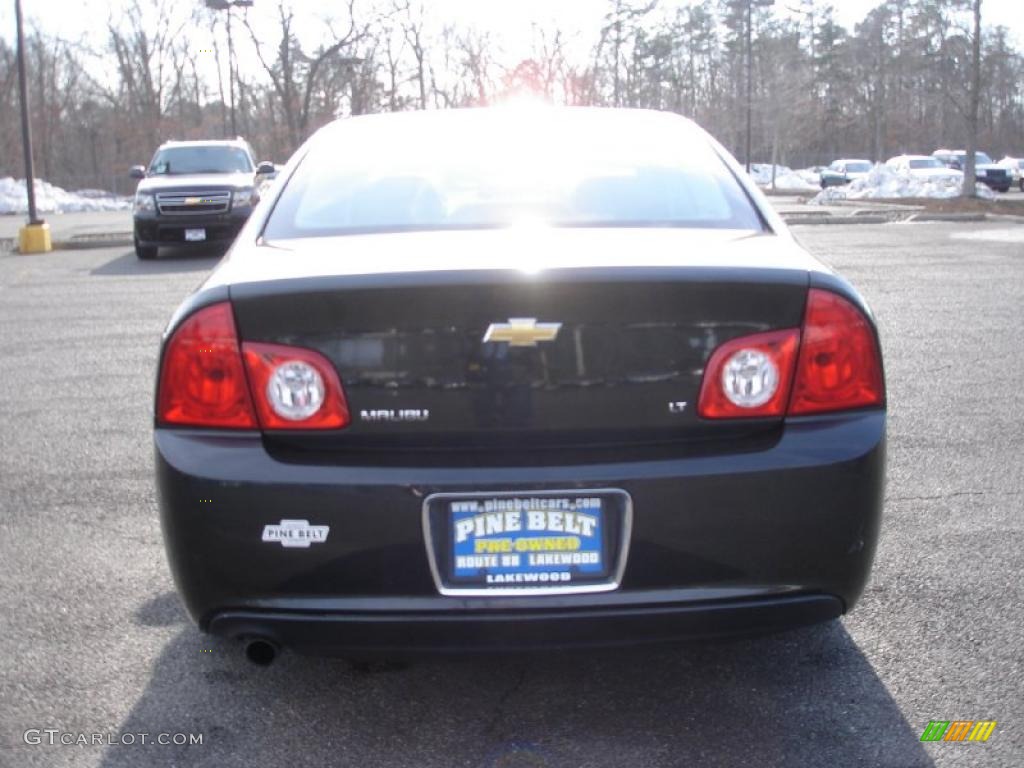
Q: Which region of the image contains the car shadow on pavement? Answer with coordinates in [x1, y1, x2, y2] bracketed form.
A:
[90, 248, 223, 276]
[96, 596, 936, 768]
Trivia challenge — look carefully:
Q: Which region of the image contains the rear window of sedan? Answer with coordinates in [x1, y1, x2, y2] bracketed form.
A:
[263, 108, 764, 239]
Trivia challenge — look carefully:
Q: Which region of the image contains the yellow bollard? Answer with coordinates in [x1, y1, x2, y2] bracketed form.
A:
[17, 221, 51, 253]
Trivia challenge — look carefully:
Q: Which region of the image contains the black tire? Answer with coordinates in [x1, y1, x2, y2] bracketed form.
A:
[135, 237, 158, 260]
[1019, 179, 1023, 192]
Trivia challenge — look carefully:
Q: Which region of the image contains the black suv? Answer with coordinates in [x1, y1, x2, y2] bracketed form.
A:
[932, 150, 1011, 193]
[130, 139, 275, 259]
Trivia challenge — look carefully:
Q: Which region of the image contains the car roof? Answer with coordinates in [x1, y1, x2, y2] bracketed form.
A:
[835, 158, 871, 164]
[312, 106, 707, 147]
[157, 139, 251, 149]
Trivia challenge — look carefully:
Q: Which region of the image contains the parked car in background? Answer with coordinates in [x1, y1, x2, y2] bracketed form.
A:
[819, 159, 873, 188]
[932, 150, 1011, 192]
[997, 156, 1023, 191]
[886, 155, 963, 183]
[130, 138, 277, 260]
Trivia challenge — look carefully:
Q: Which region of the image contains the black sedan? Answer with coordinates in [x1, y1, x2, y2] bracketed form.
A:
[155, 107, 886, 664]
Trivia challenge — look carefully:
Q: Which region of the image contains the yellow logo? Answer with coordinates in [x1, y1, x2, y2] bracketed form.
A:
[183, 197, 202, 205]
[483, 318, 562, 347]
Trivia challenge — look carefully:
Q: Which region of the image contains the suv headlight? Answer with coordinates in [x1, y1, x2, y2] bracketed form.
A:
[232, 187, 258, 208]
[134, 192, 154, 212]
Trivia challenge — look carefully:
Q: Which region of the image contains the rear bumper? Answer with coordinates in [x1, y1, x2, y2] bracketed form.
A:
[156, 410, 885, 653]
[209, 594, 843, 657]
[819, 176, 849, 188]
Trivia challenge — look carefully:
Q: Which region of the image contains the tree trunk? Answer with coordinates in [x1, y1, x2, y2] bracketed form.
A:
[962, 0, 982, 197]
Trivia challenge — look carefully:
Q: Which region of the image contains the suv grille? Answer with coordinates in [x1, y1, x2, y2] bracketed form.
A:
[156, 190, 231, 215]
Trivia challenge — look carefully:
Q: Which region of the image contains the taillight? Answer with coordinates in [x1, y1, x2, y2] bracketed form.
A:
[241, 342, 350, 430]
[697, 329, 800, 418]
[697, 288, 884, 420]
[788, 289, 884, 415]
[157, 302, 257, 428]
[157, 303, 351, 430]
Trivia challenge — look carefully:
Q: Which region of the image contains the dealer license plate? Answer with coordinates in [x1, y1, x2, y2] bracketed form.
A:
[184, 228, 206, 242]
[448, 494, 611, 589]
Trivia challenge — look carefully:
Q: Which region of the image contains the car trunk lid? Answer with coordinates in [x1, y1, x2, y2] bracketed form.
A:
[225, 228, 814, 458]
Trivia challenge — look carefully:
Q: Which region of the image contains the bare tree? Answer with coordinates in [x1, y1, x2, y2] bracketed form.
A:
[243, 0, 367, 152]
[4, 0, 1024, 193]
[962, 0, 982, 196]
[395, 0, 428, 109]
[381, 22, 407, 111]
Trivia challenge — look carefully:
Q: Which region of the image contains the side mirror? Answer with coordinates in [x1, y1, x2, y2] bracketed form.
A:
[129, 165, 146, 180]
[256, 161, 276, 175]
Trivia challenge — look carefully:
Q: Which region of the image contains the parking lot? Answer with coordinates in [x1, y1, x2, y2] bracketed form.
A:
[0, 220, 1022, 767]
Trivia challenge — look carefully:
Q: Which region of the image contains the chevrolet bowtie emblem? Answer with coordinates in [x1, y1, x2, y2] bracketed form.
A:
[183, 196, 201, 205]
[483, 318, 562, 347]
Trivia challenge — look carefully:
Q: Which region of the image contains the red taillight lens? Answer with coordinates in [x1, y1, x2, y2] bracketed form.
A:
[157, 304, 351, 431]
[697, 289, 884, 420]
[157, 302, 257, 428]
[241, 342, 351, 430]
[788, 289, 884, 415]
[698, 329, 800, 418]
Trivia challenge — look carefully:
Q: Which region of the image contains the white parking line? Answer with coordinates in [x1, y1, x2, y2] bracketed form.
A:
[951, 227, 1024, 242]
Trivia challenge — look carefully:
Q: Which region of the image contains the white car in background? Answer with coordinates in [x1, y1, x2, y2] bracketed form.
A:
[885, 155, 963, 183]
[998, 156, 1023, 190]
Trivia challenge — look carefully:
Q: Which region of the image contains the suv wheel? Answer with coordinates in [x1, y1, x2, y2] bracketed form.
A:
[135, 237, 158, 260]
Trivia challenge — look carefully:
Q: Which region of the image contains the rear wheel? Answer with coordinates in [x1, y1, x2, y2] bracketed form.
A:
[135, 237, 158, 260]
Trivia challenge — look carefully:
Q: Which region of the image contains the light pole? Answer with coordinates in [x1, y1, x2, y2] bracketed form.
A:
[745, 0, 774, 173]
[14, 0, 50, 252]
[206, 0, 254, 137]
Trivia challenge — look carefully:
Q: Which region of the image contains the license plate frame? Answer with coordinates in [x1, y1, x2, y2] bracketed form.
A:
[422, 489, 632, 596]
[184, 228, 206, 242]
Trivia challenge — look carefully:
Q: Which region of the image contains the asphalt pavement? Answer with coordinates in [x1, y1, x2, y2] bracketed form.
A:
[0, 211, 132, 248]
[0, 222, 1021, 767]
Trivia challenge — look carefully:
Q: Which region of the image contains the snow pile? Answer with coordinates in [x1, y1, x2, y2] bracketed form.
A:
[71, 188, 126, 199]
[794, 168, 823, 186]
[0, 177, 132, 214]
[811, 164, 995, 202]
[748, 164, 820, 192]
